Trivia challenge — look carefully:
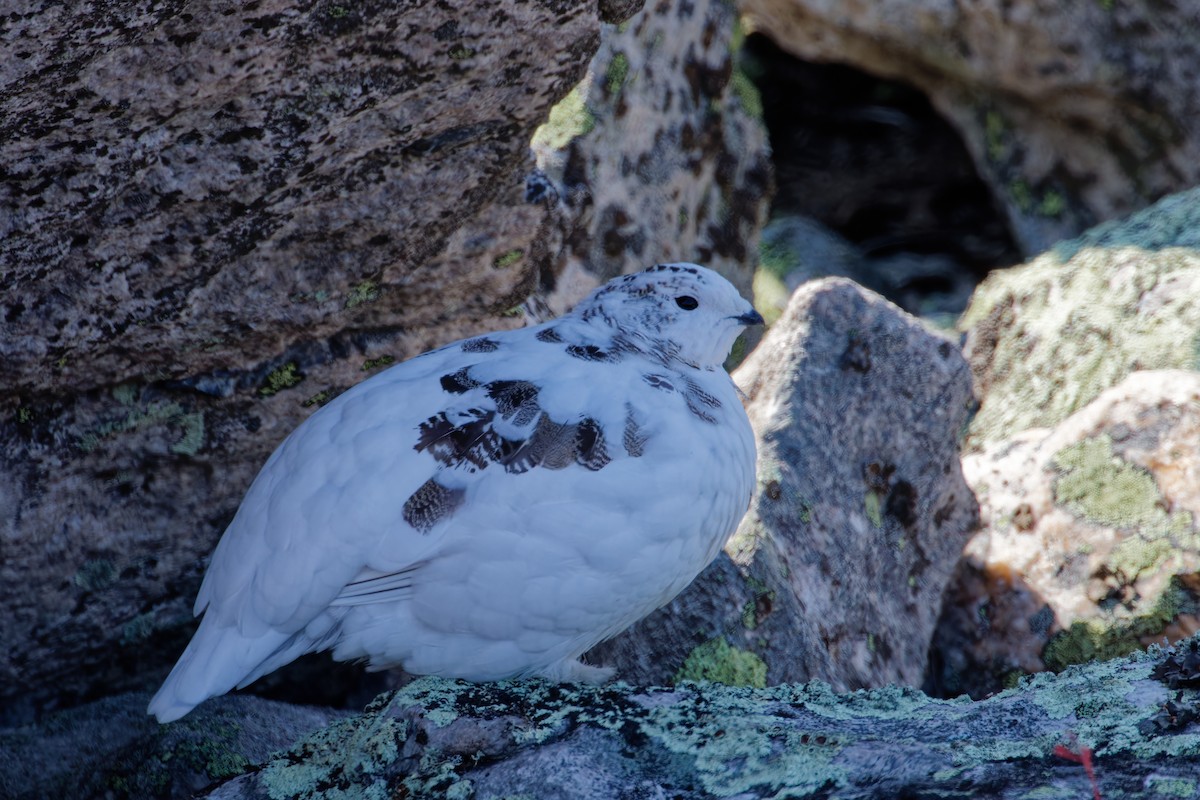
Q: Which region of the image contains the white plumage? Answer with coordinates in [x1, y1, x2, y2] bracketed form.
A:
[149, 263, 761, 722]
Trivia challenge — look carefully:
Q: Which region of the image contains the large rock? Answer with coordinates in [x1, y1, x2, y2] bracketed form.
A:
[531, 0, 772, 314]
[931, 370, 1200, 699]
[589, 278, 978, 691]
[8, 637, 1200, 798]
[739, 0, 1200, 254]
[928, 187, 1200, 698]
[0, 0, 622, 721]
[961, 187, 1200, 446]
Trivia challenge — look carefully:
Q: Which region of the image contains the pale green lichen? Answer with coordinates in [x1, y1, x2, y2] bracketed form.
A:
[170, 411, 205, 455]
[259, 362, 304, 397]
[240, 641, 1200, 798]
[960, 186, 1200, 445]
[74, 559, 117, 592]
[1053, 435, 1200, 580]
[675, 637, 768, 688]
[729, 68, 762, 120]
[1148, 777, 1197, 797]
[640, 685, 848, 796]
[120, 611, 157, 645]
[864, 492, 883, 528]
[78, 399, 185, 452]
[259, 713, 405, 800]
[303, 389, 334, 408]
[1042, 578, 1196, 672]
[1053, 435, 1163, 529]
[531, 77, 595, 151]
[344, 279, 380, 309]
[605, 52, 630, 96]
[492, 249, 524, 270]
[362, 355, 395, 371]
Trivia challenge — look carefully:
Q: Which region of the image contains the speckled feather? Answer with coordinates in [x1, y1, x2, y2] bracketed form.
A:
[149, 264, 761, 722]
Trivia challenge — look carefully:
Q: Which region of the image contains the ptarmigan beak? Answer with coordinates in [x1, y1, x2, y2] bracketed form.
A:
[734, 308, 765, 327]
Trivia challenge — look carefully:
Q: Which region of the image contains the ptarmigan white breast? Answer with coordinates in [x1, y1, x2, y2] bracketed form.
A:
[149, 263, 762, 722]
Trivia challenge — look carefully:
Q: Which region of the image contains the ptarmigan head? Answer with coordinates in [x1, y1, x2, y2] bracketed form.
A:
[572, 263, 764, 369]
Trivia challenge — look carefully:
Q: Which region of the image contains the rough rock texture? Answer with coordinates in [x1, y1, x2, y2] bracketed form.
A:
[0, 0, 618, 721]
[588, 278, 978, 691]
[171, 639, 1200, 799]
[8, 637, 1200, 798]
[960, 187, 1200, 447]
[0, 692, 349, 800]
[930, 370, 1200, 700]
[926, 187, 1200, 698]
[739, 0, 1200, 254]
[531, 0, 773, 315]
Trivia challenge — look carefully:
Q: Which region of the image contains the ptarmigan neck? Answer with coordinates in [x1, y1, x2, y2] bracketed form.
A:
[554, 315, 706, 372]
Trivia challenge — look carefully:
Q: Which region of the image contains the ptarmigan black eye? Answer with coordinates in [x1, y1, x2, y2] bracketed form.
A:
[675, 295, 699, 310]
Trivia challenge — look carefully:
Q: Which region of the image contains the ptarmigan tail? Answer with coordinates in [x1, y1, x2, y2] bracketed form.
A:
[147, 615, 293, 723]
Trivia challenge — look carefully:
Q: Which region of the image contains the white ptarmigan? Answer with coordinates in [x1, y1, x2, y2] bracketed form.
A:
[148, 263, 762, 722]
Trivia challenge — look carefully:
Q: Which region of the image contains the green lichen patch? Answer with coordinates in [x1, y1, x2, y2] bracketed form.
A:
[492, 248, 524, 270]
[303, 389, 335, 408]
[531, 78, 595, 151]
[1148, 777, 1197, 797]
[960, 187, 1200, 445]
[120, 611, 157, 646]
[1042, 578, 1198, 672]
[639, 683, 849, 796]
[169, 411, 205, 455]
[1052, 435, 1162, 529]
[259, 712, 405, 800]
[362, 355, 395, 371]
[605, 52, 630, 97]
[77, 399, 186, 453]
[675, 637, 768, 688]
[259, 362, 304, 397]
[1052, 435, 1200, 581]
[344, 279, 380, 309]
[74, 558, 117, 592]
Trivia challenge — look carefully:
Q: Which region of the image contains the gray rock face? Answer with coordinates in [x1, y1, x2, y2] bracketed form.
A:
[0, 0, 606, 719]
[532, 0, 772, 314]
[589, 278, 978, 691]
[740, 0, 1200, 255]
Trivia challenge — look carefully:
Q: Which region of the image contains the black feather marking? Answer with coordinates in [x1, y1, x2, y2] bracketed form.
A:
[536, 327, 563, 343]
[461, 337, 500, 353]
[575, 417, 611, 470]
[440, 368, 480, 394]
[566, 343, 618, 362]
[403, 479, 465, 533]
[685, 396, 718, 424]
[684, 378, 723, 409]
[485, 379, 541, 426]
[415, 409, 506, 470]
[642, 373, 675, 392]
[501, 415, 576, 473]
[623, 404, 647, 457]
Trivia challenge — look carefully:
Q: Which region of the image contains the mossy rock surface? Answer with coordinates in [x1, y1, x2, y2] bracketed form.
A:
[962, 187, 1200, 446]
